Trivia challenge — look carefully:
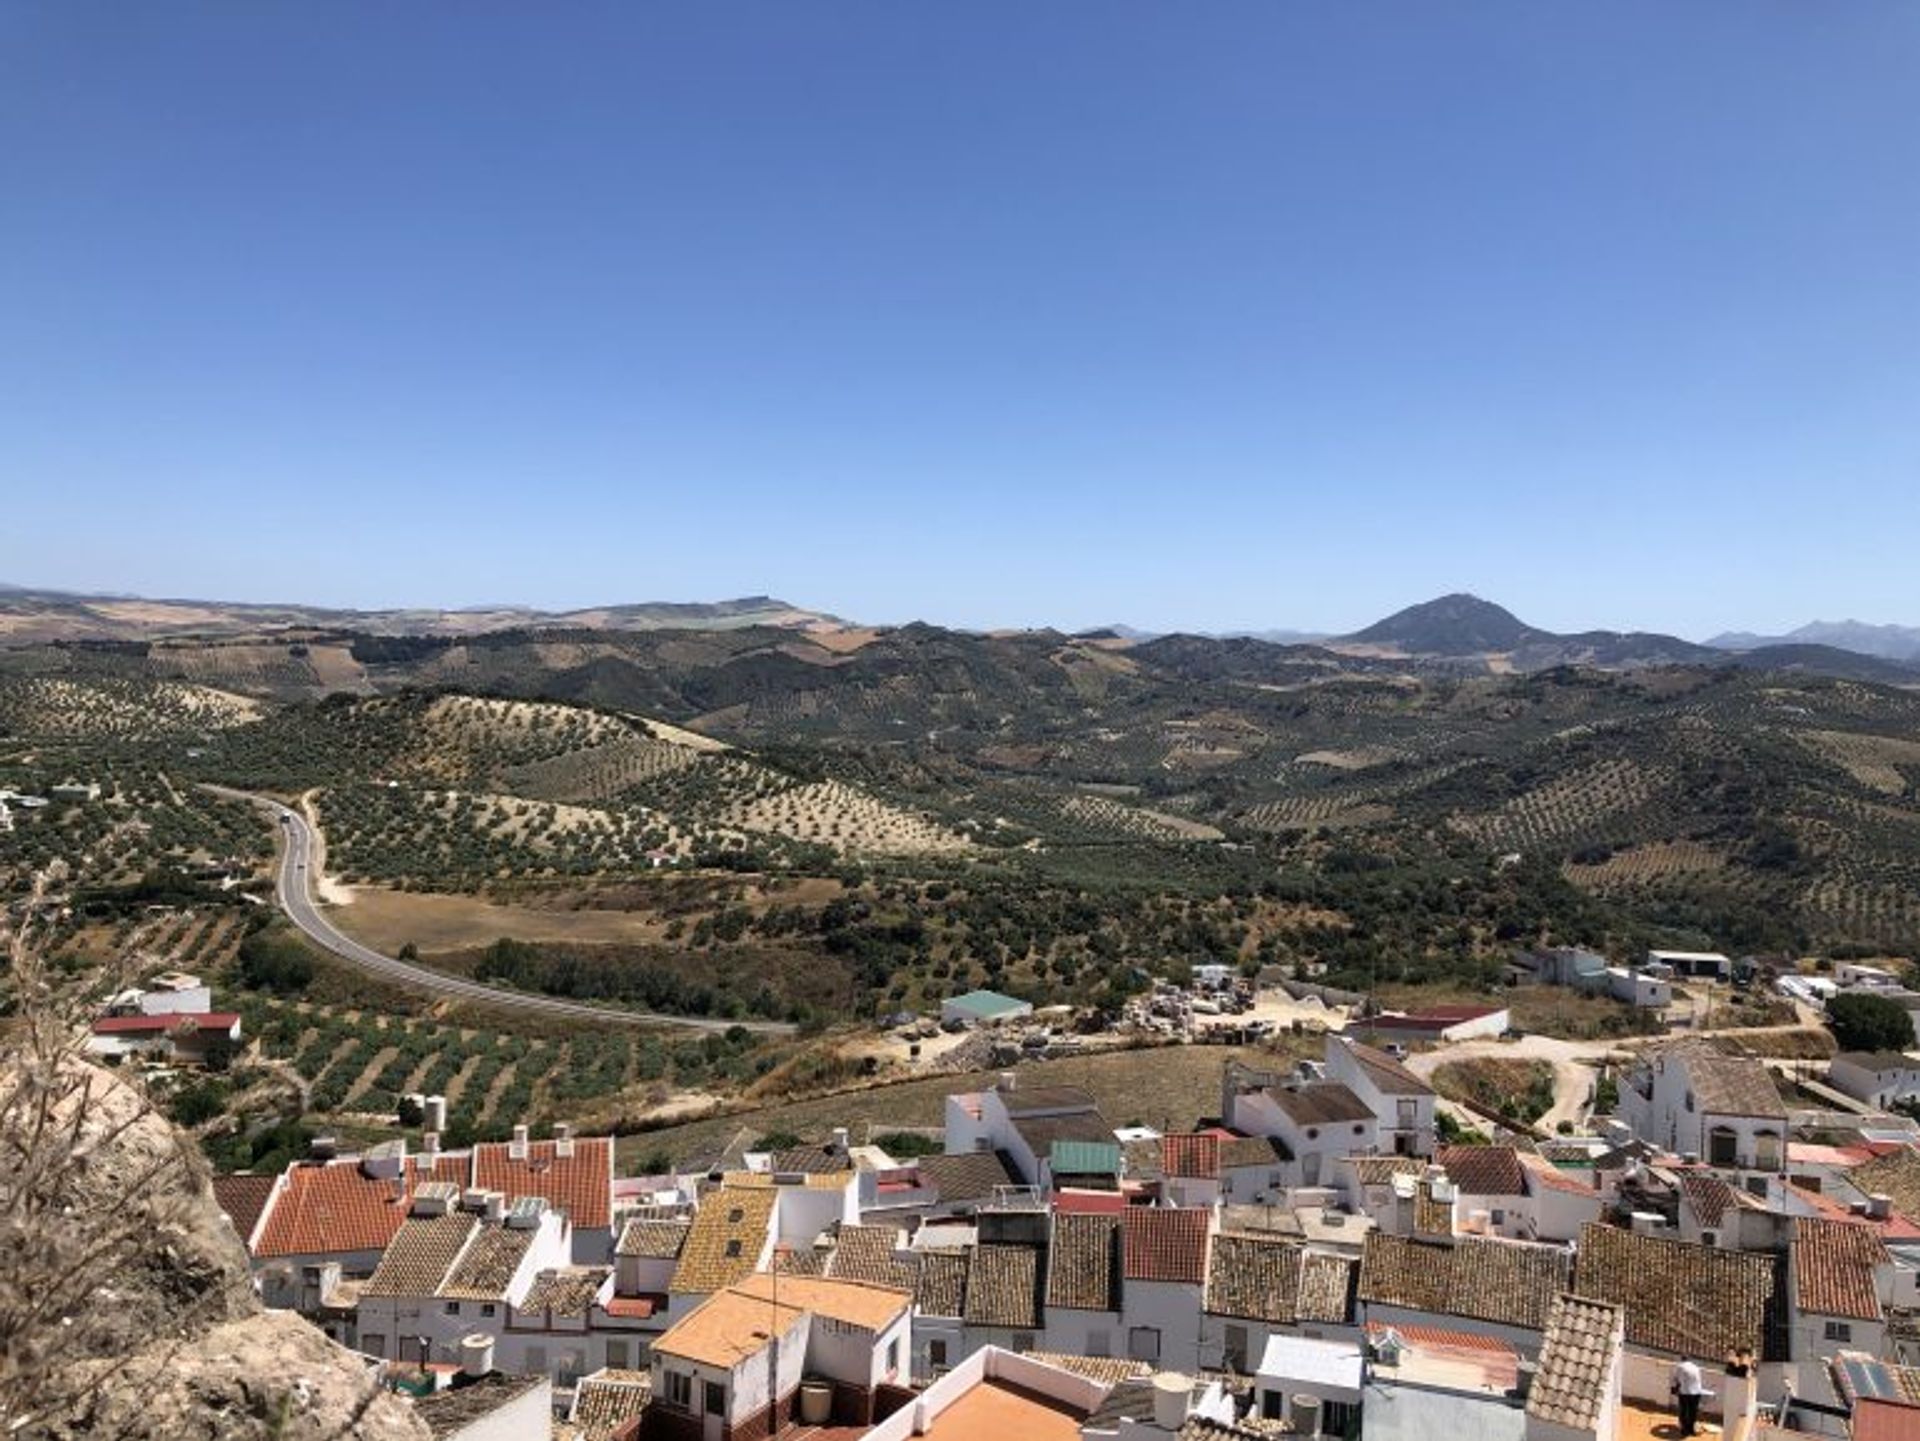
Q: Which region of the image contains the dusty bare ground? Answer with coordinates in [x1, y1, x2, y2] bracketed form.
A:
[327, 886, 676, 952]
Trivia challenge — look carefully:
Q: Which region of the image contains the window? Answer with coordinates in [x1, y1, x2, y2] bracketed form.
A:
[362, 1334, 386, 1358]
[885, 1338, 900, 1376]
[1325, 1401, 1361, 1436]
[1353, 1124, 1366, 1135]
[1491, 1210, 1506, 1226]
[1397, 1099, 1418, 1128]
[1700, 1231, 1718, 1248]
[480, 1303, 496, 1318]
[929, 1339, 949, 1368]
[1306, 1128, 1319, 1141]
[1824, 1321, 1852, 1344]
[1128, 1327, 1162, 1362]
[704, 1381, 726, 1415]
[443, 1301, 459, 1315]
[666, 1371, 692, 1409]
[606, 1339, 630, 1369]
[1224, 1324, 1249, 1372]
[724, 1239, 742, 1258]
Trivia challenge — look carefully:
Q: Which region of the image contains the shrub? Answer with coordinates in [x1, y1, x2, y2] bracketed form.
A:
[1827, 992, 1914, 1053]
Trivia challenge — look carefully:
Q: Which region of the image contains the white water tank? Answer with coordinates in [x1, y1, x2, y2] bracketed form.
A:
[1151, 1373, 1189, 1431]
[423, 1094, 447, 1133]
[460, 1333, 495, 1378]
[1291, 1395, 1323, 1437]
[800, 1381, 832, 1425]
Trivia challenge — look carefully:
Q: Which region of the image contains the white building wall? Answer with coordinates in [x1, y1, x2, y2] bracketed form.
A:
[435, 1377, 552, 1441]
[1121, 1279, 1204, 1372]
[1041, 1306, 1122, 1359]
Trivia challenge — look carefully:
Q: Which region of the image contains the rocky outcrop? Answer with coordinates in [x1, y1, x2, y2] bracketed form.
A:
[6, 1058, 428, 1441]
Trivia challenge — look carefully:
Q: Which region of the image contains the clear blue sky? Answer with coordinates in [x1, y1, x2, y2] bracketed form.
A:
[5, 5, 1917, 637]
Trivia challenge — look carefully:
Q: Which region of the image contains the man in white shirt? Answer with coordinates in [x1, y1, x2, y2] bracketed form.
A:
[1671, 1357, 1710, 1437]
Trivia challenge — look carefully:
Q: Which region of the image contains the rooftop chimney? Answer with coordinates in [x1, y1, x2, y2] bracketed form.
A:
[309, 1134, 338, 1162]
[510, 1124, 529, 1161]
[831, 1126, 850, 1154]
[422, 1130, 440, 1160]
[554, 1121, 574, 1159]
[459, 1332, 495, 1379]
[997, 1071, 1016, 1092]
[1151, 1373, 1190, 1431]
[423, 1094, 448, 1133]
[1868, 1193, 1893, 1220]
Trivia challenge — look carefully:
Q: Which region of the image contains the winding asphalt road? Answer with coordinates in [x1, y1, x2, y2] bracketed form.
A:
[208, 786, 794, 1035]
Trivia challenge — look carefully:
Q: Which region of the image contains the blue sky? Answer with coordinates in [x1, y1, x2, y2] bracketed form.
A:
[4, 5, 1917, 636]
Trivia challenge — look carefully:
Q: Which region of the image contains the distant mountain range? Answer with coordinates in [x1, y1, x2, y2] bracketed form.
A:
[1706, 619, 1920, 663]
[3, 581, 1917, 685]
[0, 585, 844, 644]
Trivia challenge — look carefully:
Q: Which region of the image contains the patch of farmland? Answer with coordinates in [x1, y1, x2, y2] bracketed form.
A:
[1797, 729, 1920, 795]
[1057, 794, 1224, 842]
[1563, 839, 1728, 889]
[1452, 758, 1668, 849]
[0, 676, 260, 739]
[1295, 746, 1404, 771]
[1241, 796, 1394, 831]
[719, 779, 971, 855]
[498, 733, 701, 803]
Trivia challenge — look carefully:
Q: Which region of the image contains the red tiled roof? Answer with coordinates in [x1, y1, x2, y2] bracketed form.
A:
[1122, 1207, 1209, 1285]
[211, 1173, 278, 1245]
[473, 1137, 612, 1230]
[1161, 1134, 1223, 1180]
[92, 1012, 240, 1033]
[255, 1159, 424, 1259]
[1437, 1145, 1527, 1197]
[1853, 1399, 1920, 1441]
[1056, 1189, 1129, 1215]
[1366, 1321, 1520, 1356]
[1792, 1217, 1889, 1322]
[603, 1295, 661, 1318]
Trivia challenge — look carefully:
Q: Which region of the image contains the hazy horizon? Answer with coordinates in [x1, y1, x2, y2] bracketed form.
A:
[6, 5, 1917, 638]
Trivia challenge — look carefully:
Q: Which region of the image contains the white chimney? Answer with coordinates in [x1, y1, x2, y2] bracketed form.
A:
[911, 1399, 931, 1435]
[484, 1192, 506, 1223]
[1868, 1193, 1893, 1219]
[510, 1124, 529, 1160]
[459, 1332, 495, 1378]
[554, 1121, 574, 1159]
[422, 1130, 441, 1160]
[1151, 1373, 1189, 1431]
[461, 1188, 490, 1214]
[831, 1126, 850, 1154]
[424, 1095, 448, 1133]
[998, 1071, 1017, 1092]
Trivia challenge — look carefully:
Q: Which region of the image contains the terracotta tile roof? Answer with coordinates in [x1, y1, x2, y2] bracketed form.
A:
[653, 1287, 803, 1368]
[1678, 1171, 1762, 1228]
[615, 1218, 691, 1261]
[1571, 1222, 1787, 1361]
[256, 1158, 430, 1259]
[1000, 1085, 1100, 1115]
[1298, 1252, 1358, 1325]
[1528, 1293, 1625, 1431]
[1792, 1217, 1889, 1322]
[1848, 1147, 1920, 1223]
[440, 1223, 534, 1301]
[1657, 1040, 1787, 1119]
[1220, 1135, 1289, 1170]
[769, 1143, 854, 1175]
[571, 1370, 651, 1441]
[1346, 1155, 1427, 1187]
[360, 1212, 481, 1297]
[1438, 1145, 1528, 1198]
[1519, 1154, 1599, 1197]
[1013, 1111, 1117, 1157]
[1046, 1212, 1121, 1312]
[602, 1295, 659, 1319]
[92, 1011, 241, 1034]
[915, 1248, 970, 1317]
[770, 1242, 829, 1276]
[472, 1137, 612, 1230]
[1162, 1134, 1223, 1180]
[1022, 1352, 1151, 1385]
[1359, 1233, 1570, 1331]
[211, 1173, 277, 1245]
[1365, 1320, 1518, 1354]
[1205, 1233, 1303, 1322]
[519, 1266, 611, 1317]
[965, 1243, 1044, 1329]
[826, 1223, 917, 1291]
[733, 1271, 910, 1331]
[1854, 1398, 1920, 1441]
[1265, 1082, 1376, 1128]
[918, 1150, 1019, 1205]
[1341, 1040, 1435, 1096]
[1122, 1207, 1210, 1285]
[670, 1187, 774, 1294]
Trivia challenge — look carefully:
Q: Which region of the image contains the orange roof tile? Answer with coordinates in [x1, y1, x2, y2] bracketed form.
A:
[1161, 1134, 1223, 1180]
[473, 1137, 612, 1230]
[1122, 1207, 1210, 1285]
[256, 1158, 424, 1259]
[732, 1272, 910, 1330]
